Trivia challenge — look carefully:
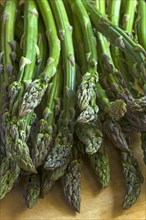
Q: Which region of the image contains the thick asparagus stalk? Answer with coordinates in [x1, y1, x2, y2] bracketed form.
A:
[137, 0, 146, 50]
[88, 146, 110, 188]
[31, 67, 62, 168]
[24, 173, 40, 208]
[0, 154, 20, 200]
[44, 0, 75, 170]
[19, 0, 61, 117]
[122, 151, 144, 209]
[61, 152, 82, 213]
[83, 1, 146, 86]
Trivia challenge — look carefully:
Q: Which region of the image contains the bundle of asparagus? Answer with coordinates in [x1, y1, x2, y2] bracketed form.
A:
[0, 0, 145, 213]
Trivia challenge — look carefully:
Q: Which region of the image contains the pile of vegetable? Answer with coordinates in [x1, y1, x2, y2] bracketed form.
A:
[0, 0, 146, 212]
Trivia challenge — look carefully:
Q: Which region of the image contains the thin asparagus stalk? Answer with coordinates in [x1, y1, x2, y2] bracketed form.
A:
[44, 0, 75, 171]
[88, 146, 110, 188]
[24, 173, 40, 208]
[0, 154, 20, 200]
[61, 150, 82, 213]
[31, 67, 62, 168]
[137, 0, 146, 50]
[83, 1, 146, 86]
[19, 0, 61, 117]
[33, 16, 48, 80]
[122, 151, 144, 209]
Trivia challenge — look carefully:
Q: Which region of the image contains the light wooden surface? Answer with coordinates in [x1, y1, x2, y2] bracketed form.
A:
[0, 135, 146, 220]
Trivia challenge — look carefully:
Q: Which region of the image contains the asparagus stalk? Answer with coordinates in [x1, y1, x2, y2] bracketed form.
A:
[96, 0, 145, 113]
[1, 0, 18, 112]
[83, 1, 146, 86]
[3, 0, 38, 173]
[69, 0, 99, 123]
[24, 173, 40, 208]
[70, 0, 127, 123]
[122, 0, 137, 34]
[88, 146, 110, 188]
[18, 0, 61, 117]
[103, 118, 130, 152]
[137, 0, 146, 50]
[108, 0, 133, 84]
[31, 67, 62, 168]
[9, 0, 38, 114]
[75, 122, 103, 155]
[40, 164, 67, 198]
[44, 0, 75, 171]
[122, 151, 144, 209]
[61, 151, 82, 213]
[0, 154, 20, 200]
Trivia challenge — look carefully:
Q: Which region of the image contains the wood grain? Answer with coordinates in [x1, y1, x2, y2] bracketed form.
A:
[0, 136, 146, 220]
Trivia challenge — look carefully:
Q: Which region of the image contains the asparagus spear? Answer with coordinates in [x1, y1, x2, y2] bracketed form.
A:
[40, 163, 68, 198]
[70, 0, 127, 123]
[0, 154, 20, 200]
[137, 0, 146, 50]
[18, 0, 61, 117]
[122, 151, 144, 209]
[61, 151, 82, 213]
[44, 0, 75, 171]
[69, 0, 99, 123]
[122, 0, 137, 35]
[83, 1, 146, 86]
[1, 0, 18, 112]
[103, 118, 130, 152]
[31, 67, 62, 168]
[76, 122, 103, 155]
[108, 0, 133, 84]
[24, 173, 40, 208]
[88, 146, 110, 188]
[3, 0, 38, 172]
[95, 0, 144, 113]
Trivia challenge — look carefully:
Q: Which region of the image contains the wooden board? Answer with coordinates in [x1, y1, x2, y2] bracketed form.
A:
[0, 135, 146, 220]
